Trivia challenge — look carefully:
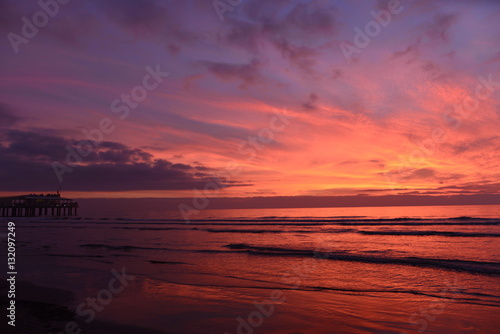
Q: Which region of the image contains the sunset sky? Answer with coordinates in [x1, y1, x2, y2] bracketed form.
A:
[0, 0, 499, 201]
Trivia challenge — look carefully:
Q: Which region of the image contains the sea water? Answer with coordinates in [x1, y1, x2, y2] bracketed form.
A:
[7, 205, 500, 333]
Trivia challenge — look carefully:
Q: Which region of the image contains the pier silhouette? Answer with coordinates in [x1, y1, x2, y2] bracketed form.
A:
[0, 193, 79, 217]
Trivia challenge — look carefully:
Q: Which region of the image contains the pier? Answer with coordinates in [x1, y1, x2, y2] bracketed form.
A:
[0, 194, 79, 217]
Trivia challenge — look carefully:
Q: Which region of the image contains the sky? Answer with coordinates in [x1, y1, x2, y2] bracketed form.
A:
[0, 0, 499, 203]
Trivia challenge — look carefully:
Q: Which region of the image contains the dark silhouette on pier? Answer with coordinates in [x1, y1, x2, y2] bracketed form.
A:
[0, 193, 79, 217]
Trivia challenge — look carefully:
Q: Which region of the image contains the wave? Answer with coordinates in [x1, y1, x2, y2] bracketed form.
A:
[76, 239, 500, 276]
[357, 230, 500, 237]
[149, 260, 191, 265]
[204, 228, 354, 234]
[184, 216, 499, 224]
[115, 227, 194, 231]
[25, 217, 500, 226]
[45, 253, 113, 264]
[202, 228, 499, 237]
[78, 243, 242, 255]
[66, 221, 500, 228]
[141, 274, 500, 308]
[224, 244, 500, 276]
[79, 243, 176, 251]
[257, 216, 368, 219]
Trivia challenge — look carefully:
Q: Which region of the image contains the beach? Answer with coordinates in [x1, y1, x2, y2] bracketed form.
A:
[1, 205, 499, 333]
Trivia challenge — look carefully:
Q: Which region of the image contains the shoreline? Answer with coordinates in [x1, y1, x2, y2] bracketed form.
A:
[0, 280, 169, 334]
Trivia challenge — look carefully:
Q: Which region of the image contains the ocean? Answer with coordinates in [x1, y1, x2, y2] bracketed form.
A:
[4, 205, 500, 333]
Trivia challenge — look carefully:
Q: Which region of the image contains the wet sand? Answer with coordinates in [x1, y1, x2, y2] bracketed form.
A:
[0, 281, 169, 334]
